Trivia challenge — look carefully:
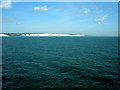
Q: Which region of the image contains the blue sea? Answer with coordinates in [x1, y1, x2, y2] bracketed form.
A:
[2, 36, 120, 89]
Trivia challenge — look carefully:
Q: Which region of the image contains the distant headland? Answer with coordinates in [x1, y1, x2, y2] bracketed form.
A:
[0, 33, 86, 37]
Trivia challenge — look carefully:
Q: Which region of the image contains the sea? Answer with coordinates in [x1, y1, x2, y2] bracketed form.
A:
[2, 36, 120, 90]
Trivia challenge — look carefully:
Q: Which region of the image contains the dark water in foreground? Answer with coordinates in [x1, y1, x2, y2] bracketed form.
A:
[2, 37, 120, 90]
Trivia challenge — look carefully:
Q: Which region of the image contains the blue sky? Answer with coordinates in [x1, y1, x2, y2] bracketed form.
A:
[1, 2, 118, 36]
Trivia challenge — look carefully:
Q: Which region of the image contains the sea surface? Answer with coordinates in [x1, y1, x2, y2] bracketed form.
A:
[2, 36, 120, 90]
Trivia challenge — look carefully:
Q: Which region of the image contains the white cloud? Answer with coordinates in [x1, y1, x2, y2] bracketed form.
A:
[33, 6, 49, 12]
[0, 0, 12, 9]
[16, 22, 21, 25]
[80, 8, 90, 15]
[95, 14, 107, 24]
[109, 8, 112, 9]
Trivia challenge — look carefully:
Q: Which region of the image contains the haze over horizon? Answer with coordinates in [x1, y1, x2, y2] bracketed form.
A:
[1, 1, 118, 36]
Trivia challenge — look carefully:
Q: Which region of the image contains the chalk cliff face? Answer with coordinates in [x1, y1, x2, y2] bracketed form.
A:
[22, 34, 85, 36]
[0, 33, 85, 36]
[0, 34, 8, 36]
[22, 34, 50, 36]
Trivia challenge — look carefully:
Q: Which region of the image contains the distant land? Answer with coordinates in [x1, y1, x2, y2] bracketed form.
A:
[0, 33, 86, 36]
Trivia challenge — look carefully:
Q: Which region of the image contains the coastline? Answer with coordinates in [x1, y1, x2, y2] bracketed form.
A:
[0, 33, 85, 37]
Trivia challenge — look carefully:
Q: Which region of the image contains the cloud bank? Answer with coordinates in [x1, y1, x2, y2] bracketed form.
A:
[33, 6, 49, 12]
[0, 0, 12, 9]
[95, 14, 107, 24]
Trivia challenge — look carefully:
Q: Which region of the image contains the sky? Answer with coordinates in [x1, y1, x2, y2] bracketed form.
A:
[1, 1, 118, 36]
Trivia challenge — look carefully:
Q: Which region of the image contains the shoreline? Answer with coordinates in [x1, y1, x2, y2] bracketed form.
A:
[0, 33, 85, 37]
